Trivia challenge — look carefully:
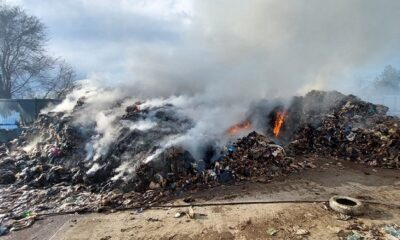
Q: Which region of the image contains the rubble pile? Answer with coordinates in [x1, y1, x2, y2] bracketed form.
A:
[0, 99, 199, 233]
[1, 90, 399, 235]
[132, 131, 304, 194]
[288, 90, 400, 169]
[0, 100, 195, 189]
[1, 112, 90, 186]
[220, 132, 302, 180]
[0, 95, 308, 234]
[83, 102, 194, 191]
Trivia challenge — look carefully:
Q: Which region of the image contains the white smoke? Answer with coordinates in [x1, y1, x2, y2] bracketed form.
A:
[15, 0, 400, 101]
[43, 0, 400, 170]
[126, 0, 400, 100]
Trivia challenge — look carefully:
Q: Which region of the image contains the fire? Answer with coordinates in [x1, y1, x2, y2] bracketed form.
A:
[227, 121, 252, 135]
[273, 111, 287, 136]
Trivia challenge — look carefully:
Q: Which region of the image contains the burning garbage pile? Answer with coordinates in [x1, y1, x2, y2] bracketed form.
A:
[0, 98, 197, 190]
[218, 131, 304, 180]
[1, 89, 399, 193]
[288, 90, 399, 169]
[0, 96, 198, 234]
[134, 131, 304, 194]
[0, 91, 308, 234]
[0, 89, 399, 235]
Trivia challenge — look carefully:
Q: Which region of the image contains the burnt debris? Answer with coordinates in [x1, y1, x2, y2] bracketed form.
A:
[288, 90, 399, 169]
[0, 90, 399, 234]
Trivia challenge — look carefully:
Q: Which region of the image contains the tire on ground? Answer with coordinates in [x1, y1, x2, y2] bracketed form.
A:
[329, 196, 364, 216]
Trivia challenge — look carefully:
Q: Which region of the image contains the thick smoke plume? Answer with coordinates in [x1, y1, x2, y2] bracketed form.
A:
[127, 0, 400, 99]
[12, 0, 400, 99]
[39, 1, 400, 177]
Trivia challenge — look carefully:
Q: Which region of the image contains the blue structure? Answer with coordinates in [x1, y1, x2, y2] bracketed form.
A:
[0, 99, 61, 142]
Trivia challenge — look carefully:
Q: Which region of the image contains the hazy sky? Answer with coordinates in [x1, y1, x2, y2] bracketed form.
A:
[6, 0, 190, 79]
[6, 0, 400, 98]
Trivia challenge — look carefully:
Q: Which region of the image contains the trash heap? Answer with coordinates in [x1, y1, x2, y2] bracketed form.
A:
[133, 131, 305, 194]
[82, 102, 194, 191]
[1, 90, 399, 235]
[219, 131, 302, 180]
[288, 90, 399, 169]
[0, 95, 312, 235]
[0, 98, 196, 189]
[0, 112, 90, 188]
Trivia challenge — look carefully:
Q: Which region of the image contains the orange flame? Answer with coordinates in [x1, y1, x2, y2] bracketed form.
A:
[227, 121, 252, 135]
[273, 111, 287, 136]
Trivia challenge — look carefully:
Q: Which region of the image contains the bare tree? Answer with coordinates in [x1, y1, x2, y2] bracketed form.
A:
[0, 3, 75, 99]
[38, 60, 76, 99]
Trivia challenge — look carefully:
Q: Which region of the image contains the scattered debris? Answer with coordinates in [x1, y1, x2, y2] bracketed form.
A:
[99, 236, 112, 240]
[183, 196, 195, 203]
[10, 214, 37, 231]
[267, 228, 279, 236]
[174, 212, 183, 218]
[0, 226, 9, 236]
[337, 221, 391, 239]
[21, 210, 33, 218]
[337, 213, 352, 221]
[328, 225, 343, 234]
[382, 224, 400, 238]
[239, 218, 253, 230]
[188, 206, 195, 219]
[293, 225, 309, 236]
[346, 231, 361, 240]
[146, 217, 160, 222]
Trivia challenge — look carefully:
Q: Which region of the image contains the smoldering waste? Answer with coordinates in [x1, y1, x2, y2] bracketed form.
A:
[0, 96, 300, 234]
[0, 90, 399, 234]
[288, 90, 399, 169]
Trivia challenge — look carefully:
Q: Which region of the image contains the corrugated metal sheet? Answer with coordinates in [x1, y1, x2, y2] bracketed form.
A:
[0, 99, 60, 142]
[0, 111, 20, 129]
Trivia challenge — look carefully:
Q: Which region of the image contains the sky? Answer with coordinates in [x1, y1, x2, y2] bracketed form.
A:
[6, 0, 192, 80]
[5, 0, 400, 100]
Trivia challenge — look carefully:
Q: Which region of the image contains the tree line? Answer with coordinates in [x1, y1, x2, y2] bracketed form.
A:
[0, 2, 76, 99]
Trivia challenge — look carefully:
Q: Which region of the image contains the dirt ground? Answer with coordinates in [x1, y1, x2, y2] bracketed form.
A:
[3, 157, 400, 240]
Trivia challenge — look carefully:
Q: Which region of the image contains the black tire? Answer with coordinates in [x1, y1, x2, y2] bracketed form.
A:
[329, 196, 364, 216]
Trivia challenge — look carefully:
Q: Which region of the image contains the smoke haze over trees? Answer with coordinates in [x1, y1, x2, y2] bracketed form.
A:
[372, 65, 400, 95]
[5, 0, 400, 102]
[0, 2, 75, 99]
